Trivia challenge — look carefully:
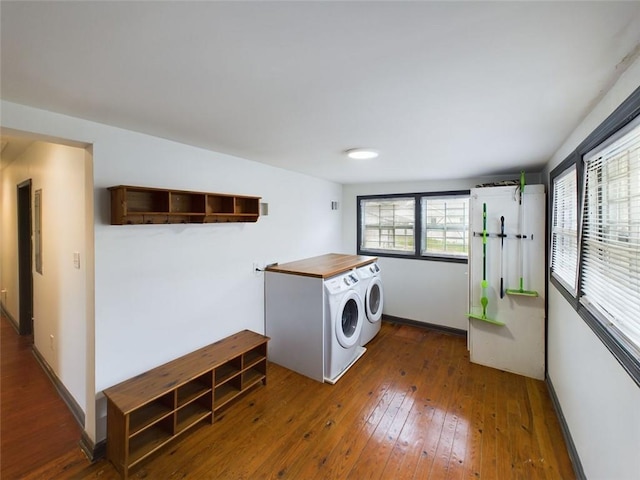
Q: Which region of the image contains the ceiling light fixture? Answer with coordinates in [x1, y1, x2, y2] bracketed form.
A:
[345, 148, 379, 160]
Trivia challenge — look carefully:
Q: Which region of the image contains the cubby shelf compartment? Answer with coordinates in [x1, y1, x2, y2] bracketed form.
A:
[109, 185, 261, 225]
[128, 393, 174, 437]
[128, 424, 173, 468]
[215, 358, 242, 385]
[103, 330, 269, 479]
[176, 395, 212, 434]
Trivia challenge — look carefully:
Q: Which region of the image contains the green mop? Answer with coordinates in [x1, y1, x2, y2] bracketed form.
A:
[506, 171, 538, 297]
[468, 203, 504, 326]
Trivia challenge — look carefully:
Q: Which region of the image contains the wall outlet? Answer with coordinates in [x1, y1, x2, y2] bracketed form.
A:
[73, 252, 81, 269]
[49, 334, 55, 351]
[253, 261, 265, 276]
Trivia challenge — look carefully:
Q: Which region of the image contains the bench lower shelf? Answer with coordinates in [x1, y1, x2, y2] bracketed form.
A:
[103, 329, 269, 479]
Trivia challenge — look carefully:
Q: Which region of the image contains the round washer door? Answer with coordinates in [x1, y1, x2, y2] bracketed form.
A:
[335, 291, 364, 348]
[366, 277, 383, 323]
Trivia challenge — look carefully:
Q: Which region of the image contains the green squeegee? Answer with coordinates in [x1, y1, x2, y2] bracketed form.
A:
[506, 171, 538, 297]
[468, 203, 505, 326]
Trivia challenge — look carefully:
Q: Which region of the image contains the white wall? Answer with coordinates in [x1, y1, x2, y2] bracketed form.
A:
[0, 141, 88, 412]
[545, 57, 640, 479]
[1, 100, 343, 443]
[0, 163, 19, 318]
[341, 177, 541, 331]
[92, 135, 342, 395]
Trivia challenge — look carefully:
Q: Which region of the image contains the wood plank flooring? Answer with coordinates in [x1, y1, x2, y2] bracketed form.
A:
[1, 316, 575, 479]
[0, 314, 82, 479]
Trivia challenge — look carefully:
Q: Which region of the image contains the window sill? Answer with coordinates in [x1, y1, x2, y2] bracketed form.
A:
[357, 248, 468, 264]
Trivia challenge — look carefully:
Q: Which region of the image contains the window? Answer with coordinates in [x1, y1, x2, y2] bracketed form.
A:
[549, 85, 640, 385]
[581, 117, 640, 354]
[357, 191, 469, 263]
[360, 197, 415, 254]
[550, 164, 578, 293]
[421, 195, 469, 258]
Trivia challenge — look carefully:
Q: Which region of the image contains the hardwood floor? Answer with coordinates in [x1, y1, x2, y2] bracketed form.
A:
[2, 316, 575, 479]
[0, 314, 82, 479]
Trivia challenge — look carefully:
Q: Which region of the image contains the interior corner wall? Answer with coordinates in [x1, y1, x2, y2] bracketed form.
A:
[0, 141, 87, 414]
[0, 100, 343, 443]
[544, 57, 640, 479]
[341, 175, 540, 332]
[83, 146, 97, 442]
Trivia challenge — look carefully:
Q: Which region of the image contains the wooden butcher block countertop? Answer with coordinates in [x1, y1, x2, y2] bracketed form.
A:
[265, 253, 377, 279]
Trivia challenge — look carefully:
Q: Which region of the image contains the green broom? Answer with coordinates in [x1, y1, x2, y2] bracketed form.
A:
[468, 203, 504, 326]
[506, 171, 538, 297]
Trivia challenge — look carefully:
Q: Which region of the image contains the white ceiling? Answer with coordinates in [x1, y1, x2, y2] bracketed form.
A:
[2, 1, 640, 184]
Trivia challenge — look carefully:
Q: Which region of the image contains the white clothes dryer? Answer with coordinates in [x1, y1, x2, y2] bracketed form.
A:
[324, 270, 366, 384]
[356, 262, 384, 346]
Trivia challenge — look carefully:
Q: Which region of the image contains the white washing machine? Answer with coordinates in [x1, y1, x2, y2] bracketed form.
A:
[356, 262, 384, 346]
[265, 257, 373, 384]
[324, 270, 366, 384]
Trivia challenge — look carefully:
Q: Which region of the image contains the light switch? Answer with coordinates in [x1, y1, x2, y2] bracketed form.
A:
[73, 252, 81, 269]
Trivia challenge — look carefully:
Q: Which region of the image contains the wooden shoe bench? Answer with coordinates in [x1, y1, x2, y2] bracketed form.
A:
[103, 329, 269, 479]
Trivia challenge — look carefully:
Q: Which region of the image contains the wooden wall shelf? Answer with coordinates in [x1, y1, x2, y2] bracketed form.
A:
[108, 185, 261, 225]
[103, 330, 269, 479]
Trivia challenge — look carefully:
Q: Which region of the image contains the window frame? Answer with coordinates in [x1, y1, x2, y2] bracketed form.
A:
[550, 162, 579, 295]
[420, 193, 470, 260]
[357, 190, 470, 264]
[357, 194, 416, 257]
[549, 85, 640, 387]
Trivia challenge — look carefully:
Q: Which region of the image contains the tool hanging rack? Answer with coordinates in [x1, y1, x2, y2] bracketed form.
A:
[472, 232, 533, 239]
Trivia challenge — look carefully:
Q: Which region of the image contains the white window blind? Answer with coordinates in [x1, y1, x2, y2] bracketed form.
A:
[582, 118, 640, 352]
[551, 164, 578, 292]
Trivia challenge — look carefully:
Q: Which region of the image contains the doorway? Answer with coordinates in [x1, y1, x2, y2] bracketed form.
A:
[17, 179, 33, 336]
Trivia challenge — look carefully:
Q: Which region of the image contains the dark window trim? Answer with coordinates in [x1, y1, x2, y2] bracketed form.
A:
[357, 190, 470, 264]
[549, 151, 581, 308]
[549, 85, 640, 387]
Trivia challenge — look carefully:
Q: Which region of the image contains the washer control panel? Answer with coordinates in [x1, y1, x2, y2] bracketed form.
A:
[356, 262, 381, 280]
[325, 271, 359, 295]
